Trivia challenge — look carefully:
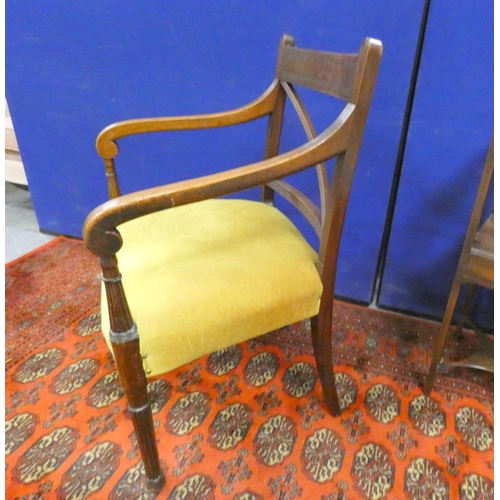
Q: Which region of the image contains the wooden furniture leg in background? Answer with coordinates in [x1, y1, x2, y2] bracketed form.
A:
[424, 139, 494, 395]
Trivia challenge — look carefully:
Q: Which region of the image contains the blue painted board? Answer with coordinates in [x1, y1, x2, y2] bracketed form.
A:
[378, 0, 494, 327]
[6, 1, 425, 303]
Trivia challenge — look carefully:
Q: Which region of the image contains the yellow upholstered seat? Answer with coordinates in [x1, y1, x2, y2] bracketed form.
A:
[101, 198, 323, 376]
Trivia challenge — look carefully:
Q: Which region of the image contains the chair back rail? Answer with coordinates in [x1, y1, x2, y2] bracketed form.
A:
[262, 35, 382, 275]
[281, 81, 329, 221]
[318, 38, 382, 281]
[279, 45, 359, 101]
[267, 179, 322, 237]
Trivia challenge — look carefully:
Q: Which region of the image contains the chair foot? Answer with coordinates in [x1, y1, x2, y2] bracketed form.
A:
[423, 355, 440, 395]
[423, 376, 435, 396]
[128, 402, 164, 490]
[310, 315, 342, 416]
[323, 387, 342, 417]
[317, 363, 341, 416]
[146, 473, 166, 491]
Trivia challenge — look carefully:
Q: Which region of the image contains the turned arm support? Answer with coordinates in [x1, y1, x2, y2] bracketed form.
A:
[84, 103, 355, 257]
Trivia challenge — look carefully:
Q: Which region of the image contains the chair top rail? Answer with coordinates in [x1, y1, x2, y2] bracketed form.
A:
[279, 45, 359, 102]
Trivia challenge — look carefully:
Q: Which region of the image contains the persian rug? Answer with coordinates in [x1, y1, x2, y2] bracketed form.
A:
[6, 237, 494, 500]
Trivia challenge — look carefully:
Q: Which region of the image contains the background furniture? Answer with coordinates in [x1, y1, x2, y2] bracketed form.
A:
[424, 139, 493, 395]
[378, 0, 493, 328]
[84, 35, 382, 490]
[5, 100, 27, 186]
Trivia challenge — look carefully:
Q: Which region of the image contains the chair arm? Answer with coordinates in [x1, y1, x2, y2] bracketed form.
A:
[97, 81, 280, 160]
[84, 103, 355, 257]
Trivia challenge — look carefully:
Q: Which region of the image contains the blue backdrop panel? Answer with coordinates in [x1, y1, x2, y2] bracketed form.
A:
[6, 1, 424, 303]
[378, 0, 494, 327]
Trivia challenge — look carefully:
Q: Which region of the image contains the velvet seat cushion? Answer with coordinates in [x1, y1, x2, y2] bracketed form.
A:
[101, 198, 323, 377]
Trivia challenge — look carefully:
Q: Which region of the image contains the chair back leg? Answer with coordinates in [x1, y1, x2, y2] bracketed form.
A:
[311, 307, 341, 416]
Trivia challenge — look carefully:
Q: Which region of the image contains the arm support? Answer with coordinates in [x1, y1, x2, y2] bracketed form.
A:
[97, 81, 281, 160]
[84, 103, 355, 257]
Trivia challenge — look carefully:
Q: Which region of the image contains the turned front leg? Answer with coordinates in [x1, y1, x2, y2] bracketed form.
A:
[101, 256, 165, 491]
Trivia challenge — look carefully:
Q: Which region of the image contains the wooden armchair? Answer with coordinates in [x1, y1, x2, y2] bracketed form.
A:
[83, 34, 382, 490]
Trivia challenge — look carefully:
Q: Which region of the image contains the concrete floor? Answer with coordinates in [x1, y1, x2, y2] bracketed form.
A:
[5, 182, 55, 263]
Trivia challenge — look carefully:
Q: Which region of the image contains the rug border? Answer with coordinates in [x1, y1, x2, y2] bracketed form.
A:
[5, 235, 81, 267]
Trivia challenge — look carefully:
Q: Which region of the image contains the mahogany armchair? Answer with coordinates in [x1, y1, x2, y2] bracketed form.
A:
[84, 34, 382, 490]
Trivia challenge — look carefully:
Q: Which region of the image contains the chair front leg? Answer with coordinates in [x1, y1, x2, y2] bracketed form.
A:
[101, 256, 165, 491]
[311, 300, 341, 416]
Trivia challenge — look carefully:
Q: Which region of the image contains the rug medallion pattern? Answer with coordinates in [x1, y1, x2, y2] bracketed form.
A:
[6, 238, 494, 499]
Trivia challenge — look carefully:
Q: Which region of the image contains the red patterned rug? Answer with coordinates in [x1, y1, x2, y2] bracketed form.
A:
[6, 237, 494, 499]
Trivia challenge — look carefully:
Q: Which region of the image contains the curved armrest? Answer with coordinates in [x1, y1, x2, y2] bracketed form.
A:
[97, 81, 280, 160]
[84, 103, 355, 257]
